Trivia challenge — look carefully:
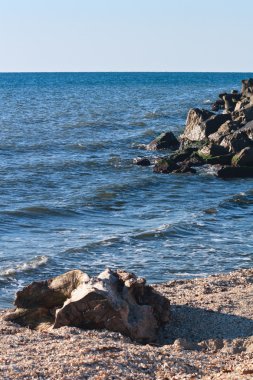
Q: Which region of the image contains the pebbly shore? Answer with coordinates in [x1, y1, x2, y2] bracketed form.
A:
[1, 267, 253, 379]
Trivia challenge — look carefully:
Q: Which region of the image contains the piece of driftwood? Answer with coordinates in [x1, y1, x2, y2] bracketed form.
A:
[3, 269, 170, 343]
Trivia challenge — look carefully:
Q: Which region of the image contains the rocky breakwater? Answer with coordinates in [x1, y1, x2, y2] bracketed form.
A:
[135, 78, 253, 178]
[2, 268, 170, 343]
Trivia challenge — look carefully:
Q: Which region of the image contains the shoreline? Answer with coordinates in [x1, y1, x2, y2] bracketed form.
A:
[1, 267, 253, 379]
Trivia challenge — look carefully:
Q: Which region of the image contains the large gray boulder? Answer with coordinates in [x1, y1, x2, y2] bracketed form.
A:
[3, 269, 170, 343]
[180, 108, 214, 141]
[181, 108, 230, 142]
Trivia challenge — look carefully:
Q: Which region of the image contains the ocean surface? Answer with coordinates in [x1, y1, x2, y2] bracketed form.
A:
[1, 72, 253, 309]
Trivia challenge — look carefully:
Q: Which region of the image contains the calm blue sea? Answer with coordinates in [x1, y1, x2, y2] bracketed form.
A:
[0, 72, 253, 308]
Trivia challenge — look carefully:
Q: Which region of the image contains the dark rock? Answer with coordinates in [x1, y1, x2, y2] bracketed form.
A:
[172, 164, 196, 174]
[153, 158, 179, 174]
[217, 165, 253, 178]
[234, 97, 250, 112]
[218, 92, 227, 100]
[232, 147, 253, 167]
[146, 131, 179, 150]
[240, 120, 253, 138]
[221, 93, 241, 112]
[170, 147, 197, 163]
[181, 153, 205, 167]
[133, 157, 151, 166]
[208, 120, 241, 144]
[204, 154, 233, 165]
[212, 99, 224, 112]
[217, 120, 241, 135]
[233, 104, 253, 123]
[220, 128, 253, 153]
[204, 114, 232, 135]
[222, 94, 236, 112]
[242, 79, 253, 98]
[3, 269, 170, 343]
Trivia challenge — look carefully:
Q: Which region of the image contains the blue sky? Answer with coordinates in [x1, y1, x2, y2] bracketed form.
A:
[0, 0, 252, 72]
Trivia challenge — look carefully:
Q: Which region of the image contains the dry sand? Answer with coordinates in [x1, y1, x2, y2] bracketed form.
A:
[0, 268, 253, 379]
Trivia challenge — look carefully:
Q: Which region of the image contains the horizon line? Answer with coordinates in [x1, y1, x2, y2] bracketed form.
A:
[0, 71, 253, 74]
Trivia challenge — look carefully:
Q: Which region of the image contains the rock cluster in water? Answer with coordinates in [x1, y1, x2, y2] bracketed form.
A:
[135, 79, 253, 178]
[3, 268, 170, 343]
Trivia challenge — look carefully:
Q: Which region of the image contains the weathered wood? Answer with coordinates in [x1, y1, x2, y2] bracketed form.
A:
[4, 269, 170, 343]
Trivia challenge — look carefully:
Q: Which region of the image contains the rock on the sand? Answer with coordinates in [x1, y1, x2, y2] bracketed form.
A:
[3, 268, 170, 343]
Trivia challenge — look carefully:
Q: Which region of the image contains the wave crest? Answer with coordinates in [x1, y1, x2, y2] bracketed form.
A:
[0, 256, 48, 277]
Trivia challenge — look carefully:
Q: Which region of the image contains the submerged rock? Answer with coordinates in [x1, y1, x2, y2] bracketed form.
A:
[133, 157, 151, 166]
[3, 269, 170, 343]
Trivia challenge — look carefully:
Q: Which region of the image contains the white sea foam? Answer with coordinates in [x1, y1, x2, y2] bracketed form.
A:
[0, 256, 48, 277]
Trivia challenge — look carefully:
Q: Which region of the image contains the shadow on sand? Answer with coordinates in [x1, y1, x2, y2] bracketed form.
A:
[163, 305, 253, 344]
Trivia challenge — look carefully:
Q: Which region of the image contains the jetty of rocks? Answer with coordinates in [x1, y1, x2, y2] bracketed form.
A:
[135, 78, 253, 178]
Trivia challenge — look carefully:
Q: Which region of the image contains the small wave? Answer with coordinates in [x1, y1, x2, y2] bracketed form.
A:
[203, 99, 212, 104]
[204, 208, 218, 214]
[0, 256, 48, 277]
[68, 143, 87, 151]
[132, 224, 172, 240]
[3, 206, 78, 218]
[131, 142, 148, 150]
[64, 236, 121, 254]
[62, 121, 111, 129]
[220, 192, 253, 209]
[174, 272, 208, 278]
[142, 129, 157, 137]
[131, 121, 147, 127]
[144, 111, 168, 119]
[198, 165, 219, 176]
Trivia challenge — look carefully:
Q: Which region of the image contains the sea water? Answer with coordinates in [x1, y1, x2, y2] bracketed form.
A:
[0, 72, 253, 308]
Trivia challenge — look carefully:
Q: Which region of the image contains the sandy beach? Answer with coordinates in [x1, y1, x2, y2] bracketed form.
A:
[0, 267, 253, 379]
